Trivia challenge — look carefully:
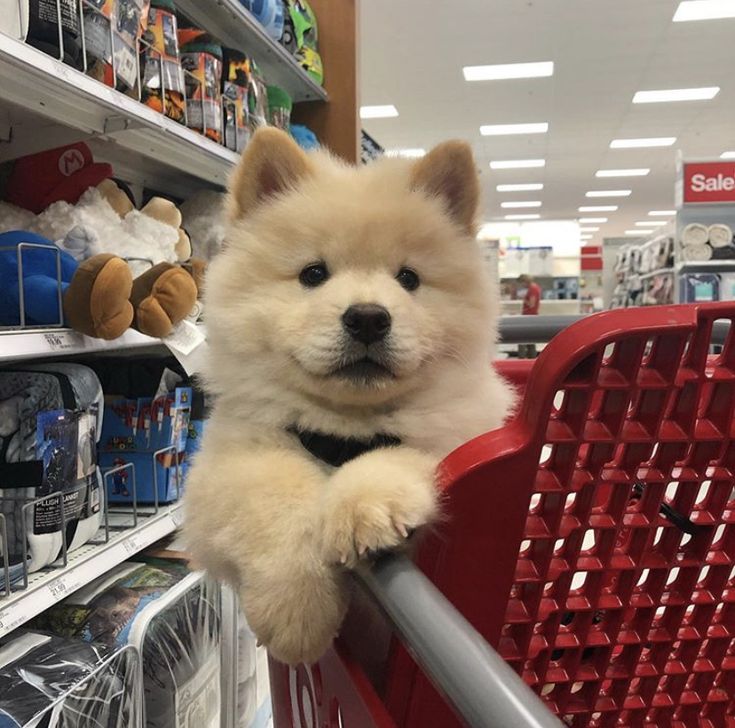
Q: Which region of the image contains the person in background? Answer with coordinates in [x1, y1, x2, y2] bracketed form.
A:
[518, 274, 541, 358]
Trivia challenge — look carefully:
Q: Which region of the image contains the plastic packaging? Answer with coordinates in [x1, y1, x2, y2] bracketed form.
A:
[247, 58, 269, 132]
[267, 85, 292, 130]
[26, 0, 82, 67]
[140, 0, 186, 123]
[222, 48, 252, 153]
[34, 557, 223, 728]
[179, 28, 224, 143]
[281, 0, 323, 85]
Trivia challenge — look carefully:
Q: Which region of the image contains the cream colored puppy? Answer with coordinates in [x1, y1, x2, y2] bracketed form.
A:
[184, 128, 514, 665]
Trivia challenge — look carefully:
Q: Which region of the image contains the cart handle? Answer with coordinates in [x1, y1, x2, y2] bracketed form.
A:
[357, 554, 562, 728]
[498, 313, 730, 344]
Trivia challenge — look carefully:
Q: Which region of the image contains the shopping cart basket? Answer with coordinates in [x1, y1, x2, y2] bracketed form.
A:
[270, 303, 735, 728]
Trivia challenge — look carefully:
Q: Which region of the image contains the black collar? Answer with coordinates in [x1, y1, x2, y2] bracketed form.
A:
[287, 426, 401, 467]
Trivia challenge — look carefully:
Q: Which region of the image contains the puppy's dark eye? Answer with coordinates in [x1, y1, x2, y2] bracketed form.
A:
[299, 263, 329, 287]
[396, 267, 420, 292]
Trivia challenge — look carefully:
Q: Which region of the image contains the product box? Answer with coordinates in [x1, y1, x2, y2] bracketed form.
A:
[100, 387, 191, 505]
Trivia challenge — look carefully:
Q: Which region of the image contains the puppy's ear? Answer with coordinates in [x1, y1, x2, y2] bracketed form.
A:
[410, 141, 480, 236]
[227, 128, 312, 221]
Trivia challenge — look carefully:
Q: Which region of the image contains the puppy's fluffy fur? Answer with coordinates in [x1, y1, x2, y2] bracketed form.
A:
[184, 129, 514, 665]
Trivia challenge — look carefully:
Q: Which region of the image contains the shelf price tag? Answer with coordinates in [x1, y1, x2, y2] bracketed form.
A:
[171, 508, 184, 528]
[47, 577, 68, 601]
[43, 331, 76, 352]
[123, 534, 141, 555]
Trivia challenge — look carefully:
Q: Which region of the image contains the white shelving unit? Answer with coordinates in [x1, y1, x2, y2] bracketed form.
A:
[0, 504, 183, 639]
[176, 0, 328, 103]
[0, 33, 239, 189]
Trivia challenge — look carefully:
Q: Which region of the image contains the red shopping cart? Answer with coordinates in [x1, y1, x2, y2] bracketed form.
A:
[270, 304, 735, 728]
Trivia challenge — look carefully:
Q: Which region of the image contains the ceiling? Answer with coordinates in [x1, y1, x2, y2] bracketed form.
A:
[359, 0, 735, 244]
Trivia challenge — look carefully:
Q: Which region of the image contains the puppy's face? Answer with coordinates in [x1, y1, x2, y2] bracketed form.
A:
[206, 129, 493, 406]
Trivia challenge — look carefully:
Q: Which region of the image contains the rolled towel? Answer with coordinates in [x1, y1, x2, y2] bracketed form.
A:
[682, 243, 713, 262]
[708, 223, 733, 248]
[711, 244, 735, 260]
[681, 223, 709, 247]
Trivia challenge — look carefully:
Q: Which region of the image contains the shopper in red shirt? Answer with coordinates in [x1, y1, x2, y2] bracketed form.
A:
[519, 274, 541, 315]
[518, 274, 541, 358]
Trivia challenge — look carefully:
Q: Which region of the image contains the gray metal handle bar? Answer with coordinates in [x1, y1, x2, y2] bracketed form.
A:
[357, 554, 562, 728]
[498, 313, 730, 344]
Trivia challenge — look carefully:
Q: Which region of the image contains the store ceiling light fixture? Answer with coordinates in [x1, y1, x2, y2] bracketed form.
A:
[359, 104, 399, 119]
[596, 168, 650, 178]
[579, 205, 619, 212]
[505, 214, 541, 220]
[490, 159, 546, 170]
[463, 61, 554, 81]
[721, 151, 735, 159]
[480, 122, 549, 136]
[580, 234, 594, 240]
[580, 227, 600, 232]
[633, 87, 720, 103]
[501, 201, 542, 208]
[385, 148, 426, 158]
[636, 221, 667, 227]
[610, 137, 677, 149]
[496, 183, 544, 192]
[674, 1, 735, 22]
[625, 230, 645, 236]
[649, 210, 676, 216]
[586, 190, 632, 198]
[579, 217, 608, 223]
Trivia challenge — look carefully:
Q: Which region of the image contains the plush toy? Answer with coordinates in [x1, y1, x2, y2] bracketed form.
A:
[1, 143, 200, 337]
[180, 190, 226, 261]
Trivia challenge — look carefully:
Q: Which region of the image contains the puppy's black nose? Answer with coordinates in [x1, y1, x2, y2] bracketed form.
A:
[342, 304, 392, 344]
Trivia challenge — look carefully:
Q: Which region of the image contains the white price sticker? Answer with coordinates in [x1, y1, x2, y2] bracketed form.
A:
[164, 320, 206, 356]
[171, 508, 185, 528]
[0, 608, 24, 635]
[47, 577, 68, 600]
[122, 535, 141, 555]
[43, 331, 76, 352]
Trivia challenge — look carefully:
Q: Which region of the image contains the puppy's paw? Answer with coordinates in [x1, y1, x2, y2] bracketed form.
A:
[241, 565, 348, 666]
[321, 449, 439, 567]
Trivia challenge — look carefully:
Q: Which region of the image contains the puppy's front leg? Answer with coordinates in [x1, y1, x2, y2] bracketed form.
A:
[185, 436, 348, 665]
[320, 447, 440, 567]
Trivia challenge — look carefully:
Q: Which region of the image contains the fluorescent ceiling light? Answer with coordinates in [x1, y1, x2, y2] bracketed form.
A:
[586, 190, 632, 198]
[501, 201, 542, 208]
[625, 230, 645, 235]
[385, 148, 426, 158]
[674, 1, 735, 22]
[579, 217, 608, 223]
[463, 61, 554, 81]
[580, 235, 594, 240]
[490, 159, 546, 169]
[610, 137, 677, 148]
[496, 183, 544, 192]
[721, 151, 735, 159]
[649, 210, 676, 216]
[596, 168, 650, 177]
[505, 214, 541, 220]
[636, 221, 667, 227]
[360, 104, 399, 119]
[633, 87, 720, 103]
[579, 205, 619, 212]
[481, 122, 549, 136]
[580, 227, 600, 232]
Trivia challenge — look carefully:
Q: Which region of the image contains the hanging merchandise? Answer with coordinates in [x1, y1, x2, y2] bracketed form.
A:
[25, 0, 82, 67]
[113, 0, 151, 92]
[34, 558, 224, 728]
[81, 0, 116, 88]
[247, 0, 284, 41]
[178, 28, 224, 143]
[247, 58, 269, 131]
[0, 631, 142, 727]
[222, 48, 252, 153]
[0, 363, 104, 586]
[140, 0, 186, 123]
[281, 0, 323, 85]
[267, 85, 292, 130]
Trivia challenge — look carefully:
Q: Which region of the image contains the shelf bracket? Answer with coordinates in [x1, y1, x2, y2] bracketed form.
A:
[0, 123, 98, 162]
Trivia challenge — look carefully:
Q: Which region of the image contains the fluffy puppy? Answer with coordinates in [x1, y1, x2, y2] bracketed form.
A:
[184, 128, 514, 665]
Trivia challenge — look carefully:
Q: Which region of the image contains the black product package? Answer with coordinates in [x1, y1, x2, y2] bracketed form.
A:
[26, 0, 82, 67]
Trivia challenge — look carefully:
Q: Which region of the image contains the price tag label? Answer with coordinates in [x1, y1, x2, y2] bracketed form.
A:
[164, 320, 206, 356]
[171, 508, 184, 528]
[47, 577, 68, 600]
[123, 534, 141, 555]
[43, 331, 76, 352]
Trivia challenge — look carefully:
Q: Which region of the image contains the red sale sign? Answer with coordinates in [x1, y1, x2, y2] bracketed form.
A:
[684, 161, 735, 204]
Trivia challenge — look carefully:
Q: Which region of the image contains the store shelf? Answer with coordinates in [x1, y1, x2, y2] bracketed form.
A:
[640, 268, 675, 280]
[0, 33, 239, 187]
[0, 327, 168, 363]
[0, 503, 183, 639]
[676, 260, 735, 272]
[175, 0, 328, 103]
